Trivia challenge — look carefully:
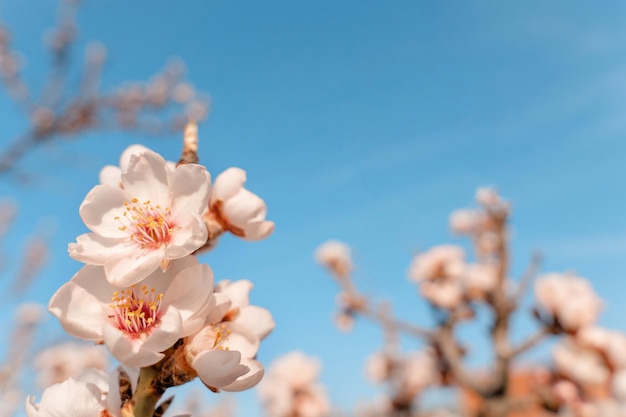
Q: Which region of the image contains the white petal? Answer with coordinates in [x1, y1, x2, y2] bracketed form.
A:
[210, 167, 246, 205]
[141, 309, 184, 353]
[69, 233, 133, 266]
[164, 214, 207, 259]
[71, 265, 117, 304]
[222, 358, 264, 392]
[103, 324, 164, 368]
[25, 396, 40, 417]
[242, 220, 275, 241]
[192, 349, 248, 388]
[161, 263, 214, 327]
[224, 327, 260, 358]
[79, 185, 130, 238]
[236, 305, 275, 340]
[217, 280, 253, 309]
[121, 151, 170, 208]
[99, 165, 121, 187]
[169, 164, 211, 219]
[119, 144, 151, 172]
[49, 282, 104, 341]
[77, 369, 109, 393]
[31, 378, 105, 417]
[139, 255, 199, 294]
[222, 189, 267, 228]
[205, 293, 232, 324]
[104, 248, 163, 287]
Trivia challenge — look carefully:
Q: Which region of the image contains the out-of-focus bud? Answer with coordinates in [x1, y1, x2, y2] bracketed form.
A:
[553, 339, 609, 386]
[420, 280, 464, 310]
[613, 370, 626, 401]
[315, 240, 352, 278]
[172, 82, 195, 103]
[534, 273, 603, 332]
[476, 187, 502, 207]
[449, 209, 484, 235]
[146, 77, 169, 107]
[552, 380, 580, 405]
[334, 311, 354, 333]
[463, 263, 498, 300]
[16, 302, 44, 326]
[31, 107, 56, 134]
[408, 245, 465, 283]
[0, 199, 17, 238]
[576, 326, 626, 369]
[185, 100, 209, 122]
[86, 42, 106, 65]
[365, 352, 391, 383]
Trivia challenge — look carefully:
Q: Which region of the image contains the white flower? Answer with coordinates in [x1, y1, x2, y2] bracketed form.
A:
[408, 245, 465, 283]
[25, 375, 108, 417]
[577, 326, 626, 369]
[365, 352, 390, 383]
[420, 279, 464, 309]
[399, 350, 440, 397]
[34, 342, 108, 387]
[475, 187, 502, 207]
[208, 167, 274, 241]
[258, 352, 330, 417]
[315, 240, 352, 278]
[184, 279, 274, 392]
[449, 209, 484, 235]
[463, 263, 498, 300]
[534, 273, 603, 331]
[613, 370, 626, 402]
[69, 149, 211, 287]
[553, 339, 609, 386]
[49, 256, 213, 368]
[99, 144, 175, 188]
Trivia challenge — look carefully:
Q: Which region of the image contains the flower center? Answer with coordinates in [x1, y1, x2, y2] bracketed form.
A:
[109, 285, 163, 337]
[211, 324, 232, 350]
[115, 198, 174, 249]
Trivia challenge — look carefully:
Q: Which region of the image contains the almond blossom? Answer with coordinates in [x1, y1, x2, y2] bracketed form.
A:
[34, 342, 108, 387]
[49, 256, 213, 367]
[449, 209, 484, 235]
[408, 245, 466, 308]
[183, 279, 274, 392]
[206, 167, 274, 241]
[534, 273, 603, 332]
[315, 240, 353, 278]
[99, 144, 176, 188]
[408, 245, 465, 283]
[68, 148, 211, 287]
[258, 351, 330, 417]
[25, 373, 109, 417]
[553, 339, 610, 387]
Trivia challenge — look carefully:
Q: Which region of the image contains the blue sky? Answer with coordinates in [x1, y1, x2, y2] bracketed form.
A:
[1, 1, 626, 416]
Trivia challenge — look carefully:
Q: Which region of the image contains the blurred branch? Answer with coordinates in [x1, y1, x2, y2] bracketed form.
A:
[0, 0, 210, 175]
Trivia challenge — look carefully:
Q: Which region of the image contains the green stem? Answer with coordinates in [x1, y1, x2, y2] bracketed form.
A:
[130, 366, 164, 417]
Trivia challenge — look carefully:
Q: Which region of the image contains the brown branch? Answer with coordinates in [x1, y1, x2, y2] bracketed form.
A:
[512, 252, 543, 306]
[507, 327, 551, 359]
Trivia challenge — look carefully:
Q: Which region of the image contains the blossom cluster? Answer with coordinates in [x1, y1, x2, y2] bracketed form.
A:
[315, 187, 626, 417]
[258, 351, 331, 417]
[27, 129, 275, 417]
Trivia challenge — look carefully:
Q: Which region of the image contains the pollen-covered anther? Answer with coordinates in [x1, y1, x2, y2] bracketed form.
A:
[212, 324, 232, 351]
[109, 285, 163, 337]
[115, 198, 174, 249]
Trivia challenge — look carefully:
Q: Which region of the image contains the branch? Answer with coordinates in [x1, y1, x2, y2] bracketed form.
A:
[512, 252, 543, 305]
[506, 327, 551, 359]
